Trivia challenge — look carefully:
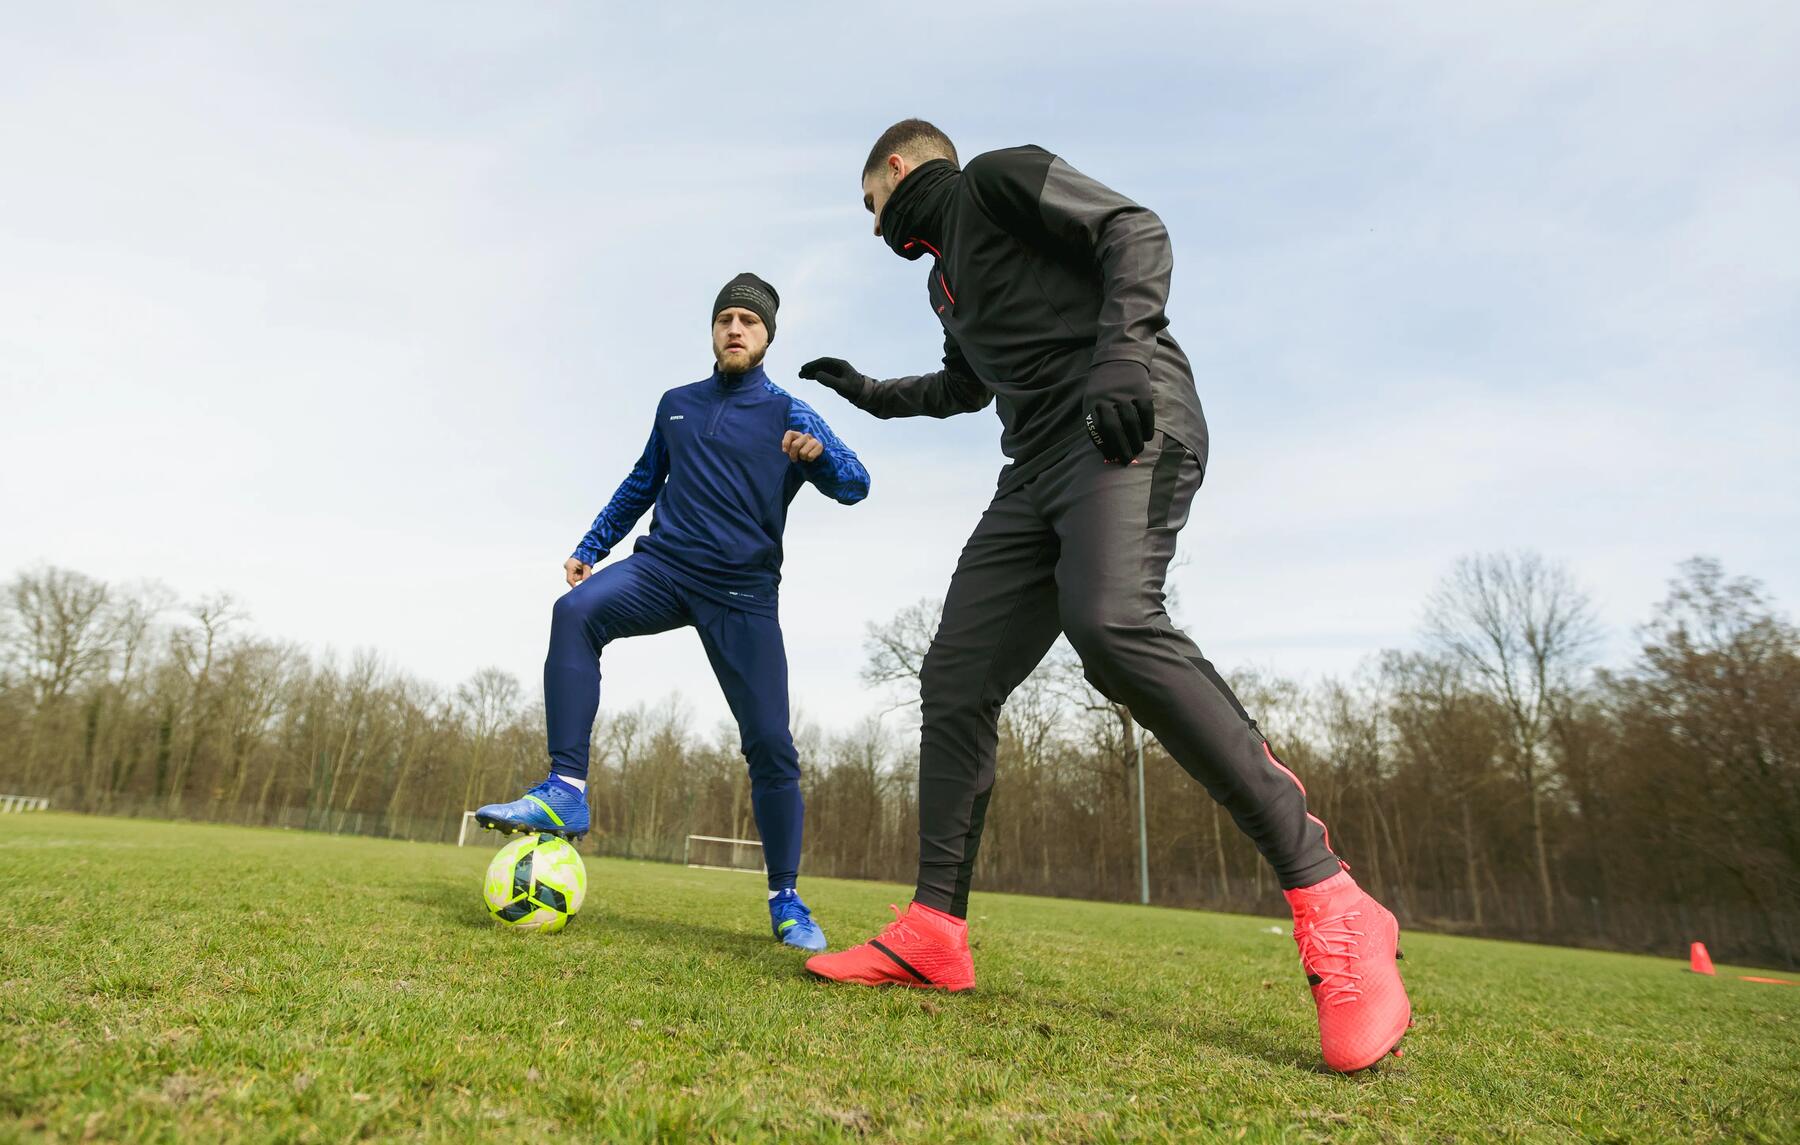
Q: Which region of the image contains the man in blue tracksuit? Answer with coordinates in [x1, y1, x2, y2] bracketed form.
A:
[476, 273, 870, 950]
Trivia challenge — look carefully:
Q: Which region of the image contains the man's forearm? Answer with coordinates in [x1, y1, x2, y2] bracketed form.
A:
[801, 345, 991, 422]
[571, 425, 668, 564]
[857, 369, 988, 420]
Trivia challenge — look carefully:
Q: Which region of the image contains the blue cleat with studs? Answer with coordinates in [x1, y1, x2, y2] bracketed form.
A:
[475, 775, 590, 841]
[770, 887, 827, 951]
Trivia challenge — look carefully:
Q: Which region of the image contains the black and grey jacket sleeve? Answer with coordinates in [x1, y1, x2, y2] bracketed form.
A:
[964, 145, 1174, 371]
[857, 334, 993, 420]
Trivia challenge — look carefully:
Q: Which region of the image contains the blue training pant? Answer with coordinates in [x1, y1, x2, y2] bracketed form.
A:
[543, 556, 802, 891]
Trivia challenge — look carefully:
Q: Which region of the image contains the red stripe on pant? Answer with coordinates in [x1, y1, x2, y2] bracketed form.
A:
[1260, 742, 1341, 864]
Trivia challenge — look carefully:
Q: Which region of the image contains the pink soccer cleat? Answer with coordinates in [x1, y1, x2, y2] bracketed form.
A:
[1285, 870, 1412, 1072]
[804, 901, 976, 992]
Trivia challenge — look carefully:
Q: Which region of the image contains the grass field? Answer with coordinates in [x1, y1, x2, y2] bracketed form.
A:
[2, 815, 1796, 1143]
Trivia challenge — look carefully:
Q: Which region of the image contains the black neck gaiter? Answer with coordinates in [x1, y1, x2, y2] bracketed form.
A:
[879, 159, 960, 261]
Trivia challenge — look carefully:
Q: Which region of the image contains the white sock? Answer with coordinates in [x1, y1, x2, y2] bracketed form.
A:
[555, 775, 587, 793]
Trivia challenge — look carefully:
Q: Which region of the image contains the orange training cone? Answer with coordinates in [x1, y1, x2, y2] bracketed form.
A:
[1689, 942, 1716, 976]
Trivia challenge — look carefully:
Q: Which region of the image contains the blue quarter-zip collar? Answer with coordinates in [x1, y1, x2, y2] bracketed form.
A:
[712, 362, 769, 394]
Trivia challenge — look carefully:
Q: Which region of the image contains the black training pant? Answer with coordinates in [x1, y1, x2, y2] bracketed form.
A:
[915, 433, 1341, 916]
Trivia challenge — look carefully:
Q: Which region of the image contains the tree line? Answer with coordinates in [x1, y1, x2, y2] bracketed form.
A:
[2, 553, 1794, 968]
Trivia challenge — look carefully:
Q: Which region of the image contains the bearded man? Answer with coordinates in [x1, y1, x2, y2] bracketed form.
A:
[476, 273, 869, 952]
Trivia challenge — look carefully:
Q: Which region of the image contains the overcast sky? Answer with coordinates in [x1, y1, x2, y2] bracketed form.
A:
[3, 2, 1797, 736]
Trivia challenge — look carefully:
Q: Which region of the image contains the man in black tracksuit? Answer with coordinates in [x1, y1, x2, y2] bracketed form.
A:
[801, 120, 1411, 1074]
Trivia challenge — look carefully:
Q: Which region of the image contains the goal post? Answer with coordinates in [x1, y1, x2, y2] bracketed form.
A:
[684, 834, 765, 875]
[458, 811, 483, 847]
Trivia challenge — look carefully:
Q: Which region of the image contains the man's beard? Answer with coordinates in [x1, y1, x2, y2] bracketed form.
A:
[714, 344, 768, 375]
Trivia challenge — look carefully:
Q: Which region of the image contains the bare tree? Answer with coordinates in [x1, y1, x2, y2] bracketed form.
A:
[1424, 551, 1599, 925]
[1609, 559, 1800, 954]
[455, 667, 523, 816]
[2, 566, 124, 790]
[165, 592, 245, 810]
[1381, 651, 1504, 926]
[4, 566, 116, 709]
[860, 598, 942, 709]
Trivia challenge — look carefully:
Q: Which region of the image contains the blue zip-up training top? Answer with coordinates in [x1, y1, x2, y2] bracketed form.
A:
[571, 364, 870, 615]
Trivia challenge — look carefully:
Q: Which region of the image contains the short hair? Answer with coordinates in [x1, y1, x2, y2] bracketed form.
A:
[862, 118, 958, 179]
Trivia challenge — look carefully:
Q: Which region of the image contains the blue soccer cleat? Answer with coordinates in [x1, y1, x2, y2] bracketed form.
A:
[475, 775, 590, 840]
[770, 888, 827, 951]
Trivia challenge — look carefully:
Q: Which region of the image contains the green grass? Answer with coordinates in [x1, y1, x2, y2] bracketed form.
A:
[2, 815, 1795, 1143]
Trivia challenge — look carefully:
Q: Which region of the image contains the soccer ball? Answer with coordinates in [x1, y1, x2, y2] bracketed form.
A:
[484, 833, 587, 932]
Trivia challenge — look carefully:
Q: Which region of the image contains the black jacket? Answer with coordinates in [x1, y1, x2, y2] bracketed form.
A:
[847, 146, 1208, 490]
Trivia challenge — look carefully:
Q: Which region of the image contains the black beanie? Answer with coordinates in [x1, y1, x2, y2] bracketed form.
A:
[713, 272, 780, 341]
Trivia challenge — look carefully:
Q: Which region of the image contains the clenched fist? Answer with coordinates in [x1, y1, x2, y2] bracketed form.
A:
[781, 430, 824, 463]
[564, 557, 593, 588]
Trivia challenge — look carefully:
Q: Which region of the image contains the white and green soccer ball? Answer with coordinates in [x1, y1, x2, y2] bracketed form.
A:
[484, 833, 587, 932]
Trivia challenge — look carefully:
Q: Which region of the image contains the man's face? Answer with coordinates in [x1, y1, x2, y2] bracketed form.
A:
[712, 307, 769, 374]
[861, 153, 912, 237]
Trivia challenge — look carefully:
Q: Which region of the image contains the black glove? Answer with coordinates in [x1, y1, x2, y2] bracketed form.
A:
[798, 357, 871, 404]
[1082, 360, 1156, 462]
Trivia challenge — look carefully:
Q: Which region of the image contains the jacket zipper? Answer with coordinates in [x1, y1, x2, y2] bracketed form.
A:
[706, 388, 728, 437]
[904, 238, 956, 310]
